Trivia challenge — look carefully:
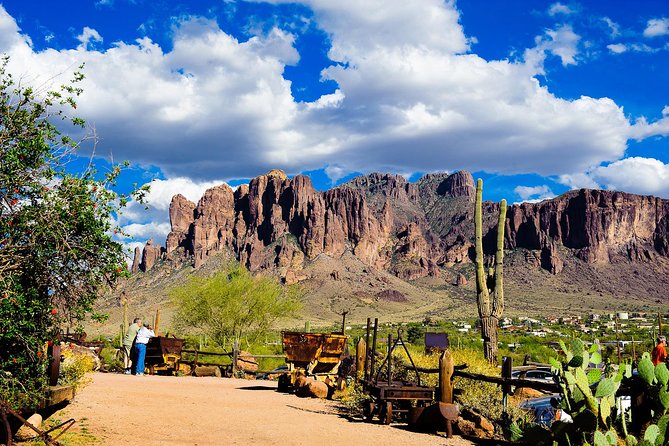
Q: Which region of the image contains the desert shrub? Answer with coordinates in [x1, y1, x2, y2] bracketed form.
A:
[58, 349, 95, 388]
[98, 347, 123, 372]
[333, 381, 372, 415]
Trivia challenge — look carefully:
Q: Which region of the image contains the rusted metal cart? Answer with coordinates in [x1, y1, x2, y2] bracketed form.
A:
[278, 331, 348, 391]
[145, 336, 185, 375]
[361, 319, 436, 424]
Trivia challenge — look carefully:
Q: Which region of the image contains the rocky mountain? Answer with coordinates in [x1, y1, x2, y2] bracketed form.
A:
[105, 169, 668, 330]
[133, 169, 669, 281]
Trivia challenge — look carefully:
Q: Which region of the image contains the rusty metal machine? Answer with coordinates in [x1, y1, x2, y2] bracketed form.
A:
[361, 318, 436, 424]
[278, 315, 349, 392]
[145, 336, 185, 375]
[279, 331, 348, 391]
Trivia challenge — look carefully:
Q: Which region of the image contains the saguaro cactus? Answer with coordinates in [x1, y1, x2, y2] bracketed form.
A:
[474, 178, 507, 364]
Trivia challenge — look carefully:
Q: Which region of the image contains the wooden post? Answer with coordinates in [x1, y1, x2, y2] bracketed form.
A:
[356, 338, 366, 381]
[439, 350, 454, 403]
[194, 347, 199, 368]
[364, 317, 371, 381]
[122, 298, 128, 339]
[440, 350, 455, 438]
[232, 340, 239, 375]
[632, 336, 637, 362]
[154, 309, 161, 336]
[370, 318, 379, 381]
[387, 333, 393, 386]
[341, 311, 348, 334]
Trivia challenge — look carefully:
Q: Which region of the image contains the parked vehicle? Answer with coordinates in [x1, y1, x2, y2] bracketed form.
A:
[511, 368, 554, 382]
[519, 395, 572, 427]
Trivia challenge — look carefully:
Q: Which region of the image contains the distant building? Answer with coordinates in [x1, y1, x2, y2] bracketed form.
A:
[617, 312, 629, 320]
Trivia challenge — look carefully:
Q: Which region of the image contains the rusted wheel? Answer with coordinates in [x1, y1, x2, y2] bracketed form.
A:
[363, 400, 376, 421]
[277, 374, 291, 392]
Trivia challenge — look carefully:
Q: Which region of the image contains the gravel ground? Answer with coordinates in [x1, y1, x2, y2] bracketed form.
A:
[52, 373, 477, 446]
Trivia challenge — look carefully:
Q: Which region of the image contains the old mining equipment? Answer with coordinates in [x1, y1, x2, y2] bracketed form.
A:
[145, 336, 185, 375]
[278, 315, 349, 392]
[361, 318, 436, 425]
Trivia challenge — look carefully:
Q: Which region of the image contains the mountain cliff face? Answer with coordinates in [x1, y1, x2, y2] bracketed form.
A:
[132, 170, 669, 286]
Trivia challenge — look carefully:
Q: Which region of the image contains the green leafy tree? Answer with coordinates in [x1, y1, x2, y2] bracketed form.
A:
[170, 263, 301, 346]
[0, 56, 146, 410]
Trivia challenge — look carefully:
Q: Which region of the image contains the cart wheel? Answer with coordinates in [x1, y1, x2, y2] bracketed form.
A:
[382, 401, 393, 425]
[363, 401, 376, 421]
[277, 374, 290, 392]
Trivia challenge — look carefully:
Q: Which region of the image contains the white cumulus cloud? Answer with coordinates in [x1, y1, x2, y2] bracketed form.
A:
[590, 157, 669, 198]
[0, 2, 666, 195]
[644, 18, 669, 38]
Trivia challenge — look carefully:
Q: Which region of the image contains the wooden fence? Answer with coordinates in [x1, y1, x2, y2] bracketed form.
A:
[180, 341, 286, 375]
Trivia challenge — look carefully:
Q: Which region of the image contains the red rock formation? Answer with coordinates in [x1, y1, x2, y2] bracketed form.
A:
[133, 170, 669, 280]
[165, 194, 195, 255]
[139, 239, 162, 272]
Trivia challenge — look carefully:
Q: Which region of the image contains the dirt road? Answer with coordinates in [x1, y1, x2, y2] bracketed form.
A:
[53, 373, 475, 446]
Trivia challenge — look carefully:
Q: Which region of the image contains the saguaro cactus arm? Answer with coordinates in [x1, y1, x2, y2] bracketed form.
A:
[492, 199, 506, 318]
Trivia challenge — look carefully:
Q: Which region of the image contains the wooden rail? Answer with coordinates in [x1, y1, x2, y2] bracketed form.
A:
[181, 343, 286, 374]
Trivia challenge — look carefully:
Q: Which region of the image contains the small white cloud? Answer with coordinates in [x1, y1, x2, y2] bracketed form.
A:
[548, 2, 574, 16]
[526, 24, 580, 68]
[557, 172, 600, 190]
[514, 185, 556, 203]
[663, 105, 669, 116]
[602, 17, 621, 38]
[607, 43, 627, 54]
[121, 222, 172, 242]
[76, 26, 103, 50]
[644, 18, 669, 38]
[324, 165, 348, 183]
[629, 115, 669, 141]
[608, 42, 661, 55]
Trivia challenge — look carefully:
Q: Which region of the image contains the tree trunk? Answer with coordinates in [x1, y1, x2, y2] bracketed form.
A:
[480, 316, 498, 365]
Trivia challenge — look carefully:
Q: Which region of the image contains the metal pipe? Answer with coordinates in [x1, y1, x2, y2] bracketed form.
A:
[387, 333, 393, 386]
[341, 311, 348, 334]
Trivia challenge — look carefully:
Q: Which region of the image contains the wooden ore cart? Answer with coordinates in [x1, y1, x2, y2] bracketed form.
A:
[145, 336, 185, 375]
[278, 331, 348, 391]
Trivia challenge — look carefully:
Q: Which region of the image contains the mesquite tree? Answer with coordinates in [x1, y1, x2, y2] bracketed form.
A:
[474, 178, 507, 364]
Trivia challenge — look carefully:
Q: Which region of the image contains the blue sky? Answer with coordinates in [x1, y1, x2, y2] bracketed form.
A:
[1, 0, 668, 253]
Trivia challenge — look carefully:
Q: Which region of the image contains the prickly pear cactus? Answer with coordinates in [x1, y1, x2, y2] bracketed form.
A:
[514, 340, 669, 446]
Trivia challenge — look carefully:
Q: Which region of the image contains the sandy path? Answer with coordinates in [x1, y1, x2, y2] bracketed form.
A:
[54, 373, 475, 446]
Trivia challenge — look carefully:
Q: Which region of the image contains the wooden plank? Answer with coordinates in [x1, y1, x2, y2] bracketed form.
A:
[181, 349, 232, 357]
[45, 385, 75, 407]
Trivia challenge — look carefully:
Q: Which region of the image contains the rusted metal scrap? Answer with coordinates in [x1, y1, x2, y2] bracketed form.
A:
[1, 401, 75, 446]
